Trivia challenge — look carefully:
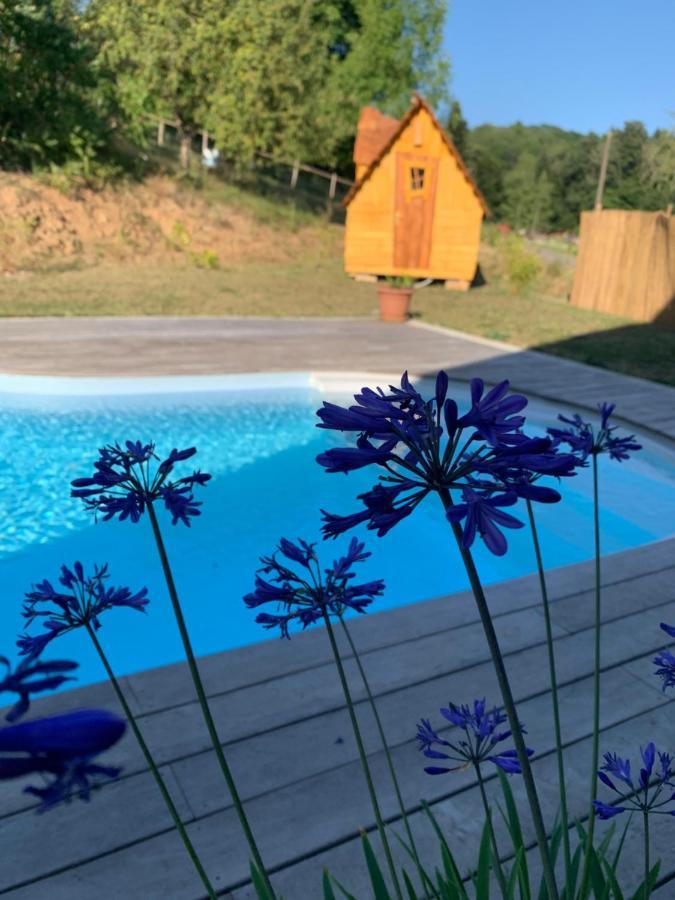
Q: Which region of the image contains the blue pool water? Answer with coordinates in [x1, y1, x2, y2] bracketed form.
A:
[1, 373, 674, 689]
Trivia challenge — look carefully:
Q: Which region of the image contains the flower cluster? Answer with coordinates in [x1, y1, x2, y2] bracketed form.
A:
[548, 402, 641, 463]
[244, 536, 384, 638]
[594, 742, 675, 819]
[416, 699, 533, 775]
[18, 562, 149, 657]
[0, 654, 78, 723]
[71, 442, 211, 526]
[316, 372, 579, 555]
[652, 622, 675, 691]
[0, 709, 126, 811]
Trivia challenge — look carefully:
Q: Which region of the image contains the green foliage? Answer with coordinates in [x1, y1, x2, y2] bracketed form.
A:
[0, 0, 111, 171]
[467, 119, 675, 232]
[384, 276, 415, 288]
[503, 235, 543, 293]
[85, 0, 449, 171]
[87, 0, 225, 159]
[317, 0, 450, 168]
[446, 100, 468, 158]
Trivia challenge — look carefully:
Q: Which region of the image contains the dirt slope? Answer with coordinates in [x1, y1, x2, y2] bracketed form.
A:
[0, 174, 325, 272]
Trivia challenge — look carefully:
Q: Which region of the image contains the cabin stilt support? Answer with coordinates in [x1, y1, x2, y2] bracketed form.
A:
[444, 279, 470, 291]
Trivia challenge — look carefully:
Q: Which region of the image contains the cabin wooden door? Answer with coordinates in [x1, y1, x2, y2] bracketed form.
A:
[394, 153, 439, 269]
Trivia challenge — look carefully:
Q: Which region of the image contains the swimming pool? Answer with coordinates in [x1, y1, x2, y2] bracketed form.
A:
[1, 371, 674, 688]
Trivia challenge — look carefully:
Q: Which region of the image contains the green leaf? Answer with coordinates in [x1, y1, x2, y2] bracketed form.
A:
[422, 801, 466, 895]
[361, 831, 392, 900]
[496, 770, 531, 900]
[323, 869, 338, 900]
[630, 860, 661, 900]
[475, 820, 491, 900]
[330, 874, 359, 900]
[508, 848, 527, 900]
[402, 868, 419, 900]
[392, 829, 440, 899]
[249, 861, 274, 900]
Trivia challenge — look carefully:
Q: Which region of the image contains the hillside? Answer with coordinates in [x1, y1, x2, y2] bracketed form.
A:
[0, 174, 337, 274]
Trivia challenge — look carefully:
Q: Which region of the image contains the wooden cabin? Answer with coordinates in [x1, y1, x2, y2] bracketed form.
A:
[344, 95, 487, 289]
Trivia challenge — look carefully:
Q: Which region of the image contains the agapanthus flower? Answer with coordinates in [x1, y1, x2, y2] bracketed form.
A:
[0, 708, 125, 811]
[18, 562, 149, 657]
[244, 536, 383, 638]
[316, 371, 579, 555]
[548, 402, 641, 463]
[0, 654, 78, 723]
[71, 441, 211, 525]
[652, 623, 675, 691]
[415, 698, 533, 775]
[594, 741, 675, 820]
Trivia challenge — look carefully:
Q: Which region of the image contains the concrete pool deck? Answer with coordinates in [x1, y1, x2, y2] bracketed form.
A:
[1, 316, 674, 897]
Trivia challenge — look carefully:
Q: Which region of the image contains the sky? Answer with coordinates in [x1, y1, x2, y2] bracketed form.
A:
[443, 0, 674, 135]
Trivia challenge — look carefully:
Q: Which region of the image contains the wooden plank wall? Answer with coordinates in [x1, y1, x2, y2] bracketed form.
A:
[570, 210, 675, 324]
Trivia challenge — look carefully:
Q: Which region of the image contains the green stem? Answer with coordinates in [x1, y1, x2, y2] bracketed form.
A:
[146, 503, 274, 898]
[580, 455, 601, 899]
[85, 623, 217, 899]
[525, 499, 572, 886]
[438, 489, 559, 900]
[338, 616, 432, 900]
[474, 762, 509, 898]
[322, 611, 403, 900]
[643, 809, 651, 900]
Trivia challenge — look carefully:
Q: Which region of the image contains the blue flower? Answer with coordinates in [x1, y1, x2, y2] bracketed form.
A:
[316, 371, 579, 555]
[594, 741, 675, 821]
[415, 698, 533, 775]
[244, 537, 383, 638]
[72, 441, 211, 526]
[548, 403, 641, 462]
[445, 489, 524, 557]
[0, 708, 125, 811]
[18, 562, 149, 657]
[0, 655, 78, 723]
[654, 648, 675, 691]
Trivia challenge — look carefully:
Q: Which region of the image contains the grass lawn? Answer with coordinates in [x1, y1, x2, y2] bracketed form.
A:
[2, 256, 673, 387]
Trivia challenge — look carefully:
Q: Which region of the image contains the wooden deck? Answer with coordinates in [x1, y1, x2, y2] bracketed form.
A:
[0, 317, 674, 897]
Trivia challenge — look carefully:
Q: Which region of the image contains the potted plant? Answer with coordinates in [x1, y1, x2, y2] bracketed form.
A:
[376, 276, 415, 323]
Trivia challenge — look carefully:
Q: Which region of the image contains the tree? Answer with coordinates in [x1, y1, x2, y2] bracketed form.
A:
[641, 129, 675, 207]
[315, 0, 450, 168]
[446, 100, 468, 158]
[0, 0, 107, 170]
[88, 0, 227, 169]
[207, 0, 338, 165]
[502, 152, 553, 232]
[603, 120, 649, 209]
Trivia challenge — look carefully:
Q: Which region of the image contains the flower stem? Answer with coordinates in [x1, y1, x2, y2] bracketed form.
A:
[146, 503, 274, 898]
[338, 616, 430, 900]
[643, 809, 651, 900]
[580, 454, 601, 899]
[474, 762, 509, 898]
[438, 488, 559, 900]
[322, 611, 403, 900]
[525, 499, 572, 885]
[85, 623, 217, 899]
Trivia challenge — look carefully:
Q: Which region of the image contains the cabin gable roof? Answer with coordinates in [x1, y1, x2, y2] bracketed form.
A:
[344, 95, 488, 216]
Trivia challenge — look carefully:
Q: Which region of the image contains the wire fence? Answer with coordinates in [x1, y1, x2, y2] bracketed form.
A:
[152, 120, 354, 222]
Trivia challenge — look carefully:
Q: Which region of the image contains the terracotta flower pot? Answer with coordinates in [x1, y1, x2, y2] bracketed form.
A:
[376, 284, 413, 323]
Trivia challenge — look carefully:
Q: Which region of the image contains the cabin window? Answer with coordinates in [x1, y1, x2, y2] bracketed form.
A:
[410, 167, 425, 190]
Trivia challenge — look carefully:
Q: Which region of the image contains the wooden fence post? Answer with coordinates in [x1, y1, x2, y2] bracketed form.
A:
[594, 130, 613, 210]
[327, 171, 337, 218]
[157, 120, 165, 147]
[201, 130, 209, 154]
[290, 160, 300, 189]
